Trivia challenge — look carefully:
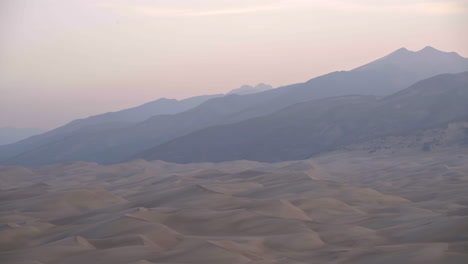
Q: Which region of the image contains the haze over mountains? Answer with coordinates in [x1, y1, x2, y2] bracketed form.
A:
[69, 94, 224, 126]
[0, 94, 220, 162]
[0, 47, 467, 167]
[0, 127, 44, 146]
[227, 83, 273, 95]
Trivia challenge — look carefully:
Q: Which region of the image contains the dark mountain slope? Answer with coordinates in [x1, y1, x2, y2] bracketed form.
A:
[136, 72, 468, 163]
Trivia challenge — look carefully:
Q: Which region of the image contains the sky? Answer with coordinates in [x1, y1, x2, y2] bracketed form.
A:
[1, 0, 468, 129]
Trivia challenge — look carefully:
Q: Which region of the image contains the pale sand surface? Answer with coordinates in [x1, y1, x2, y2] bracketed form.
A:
[0, 147, 467, 263]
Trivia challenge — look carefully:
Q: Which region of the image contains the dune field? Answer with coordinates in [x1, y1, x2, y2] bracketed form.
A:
[1, 147, 467, 264]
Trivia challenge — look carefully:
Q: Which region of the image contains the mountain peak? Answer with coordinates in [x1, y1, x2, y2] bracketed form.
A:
[417, 46, 449, 55]
[254, 83, 273, 90]
[352, 46, 468, 73]
[227, 83, 273, 95]
[393, 47, 410, 54]
[419, 46, 438, 52]
[386, 46, 454, 58]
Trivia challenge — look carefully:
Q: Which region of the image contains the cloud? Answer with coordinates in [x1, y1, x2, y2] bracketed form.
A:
[304, 0, 468, 15]
[97, 0, 468, 17]
[408, 1, 468, 14]
[97, 1, 288, 17]
[134, 5, 284, 17]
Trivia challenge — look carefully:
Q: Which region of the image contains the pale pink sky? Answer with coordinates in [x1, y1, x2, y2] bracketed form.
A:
[1, 0, 468, 129]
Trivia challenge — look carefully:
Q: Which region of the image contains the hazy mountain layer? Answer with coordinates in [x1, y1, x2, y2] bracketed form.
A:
[0, 127, 44, 146]
[0, 94, 221, 163]
[227, 83, 273, 95]
[1, 147, 467, 263]
[70, 94, 224, 126]
[2, 47, 467, 167]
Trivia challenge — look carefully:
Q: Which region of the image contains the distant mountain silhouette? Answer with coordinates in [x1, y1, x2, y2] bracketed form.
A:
[227, 83, 273, 95]
[136, 72, 468, 163]
[0, 94, 221, 162]
[71, 95, 223, 126]
[0, 127, 44, 146]
[201, 46, 468, 125]
[1, 47, 468, 167]
[353, 46, 468, 76]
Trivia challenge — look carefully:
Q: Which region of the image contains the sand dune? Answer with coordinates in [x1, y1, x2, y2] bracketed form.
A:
[0, 147, 467, 263]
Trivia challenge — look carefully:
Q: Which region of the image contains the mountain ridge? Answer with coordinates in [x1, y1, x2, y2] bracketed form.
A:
[135, 71, 468, 163]
[2, 47, 468, 167]
[227, 83, 273, 95]
[0, 94, 222, 162]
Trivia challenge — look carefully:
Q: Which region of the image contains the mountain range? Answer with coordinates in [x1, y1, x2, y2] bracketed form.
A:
[1, 46, 467, 167]
[0, 94, 222, 162]
[138, 72, 468, 163]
